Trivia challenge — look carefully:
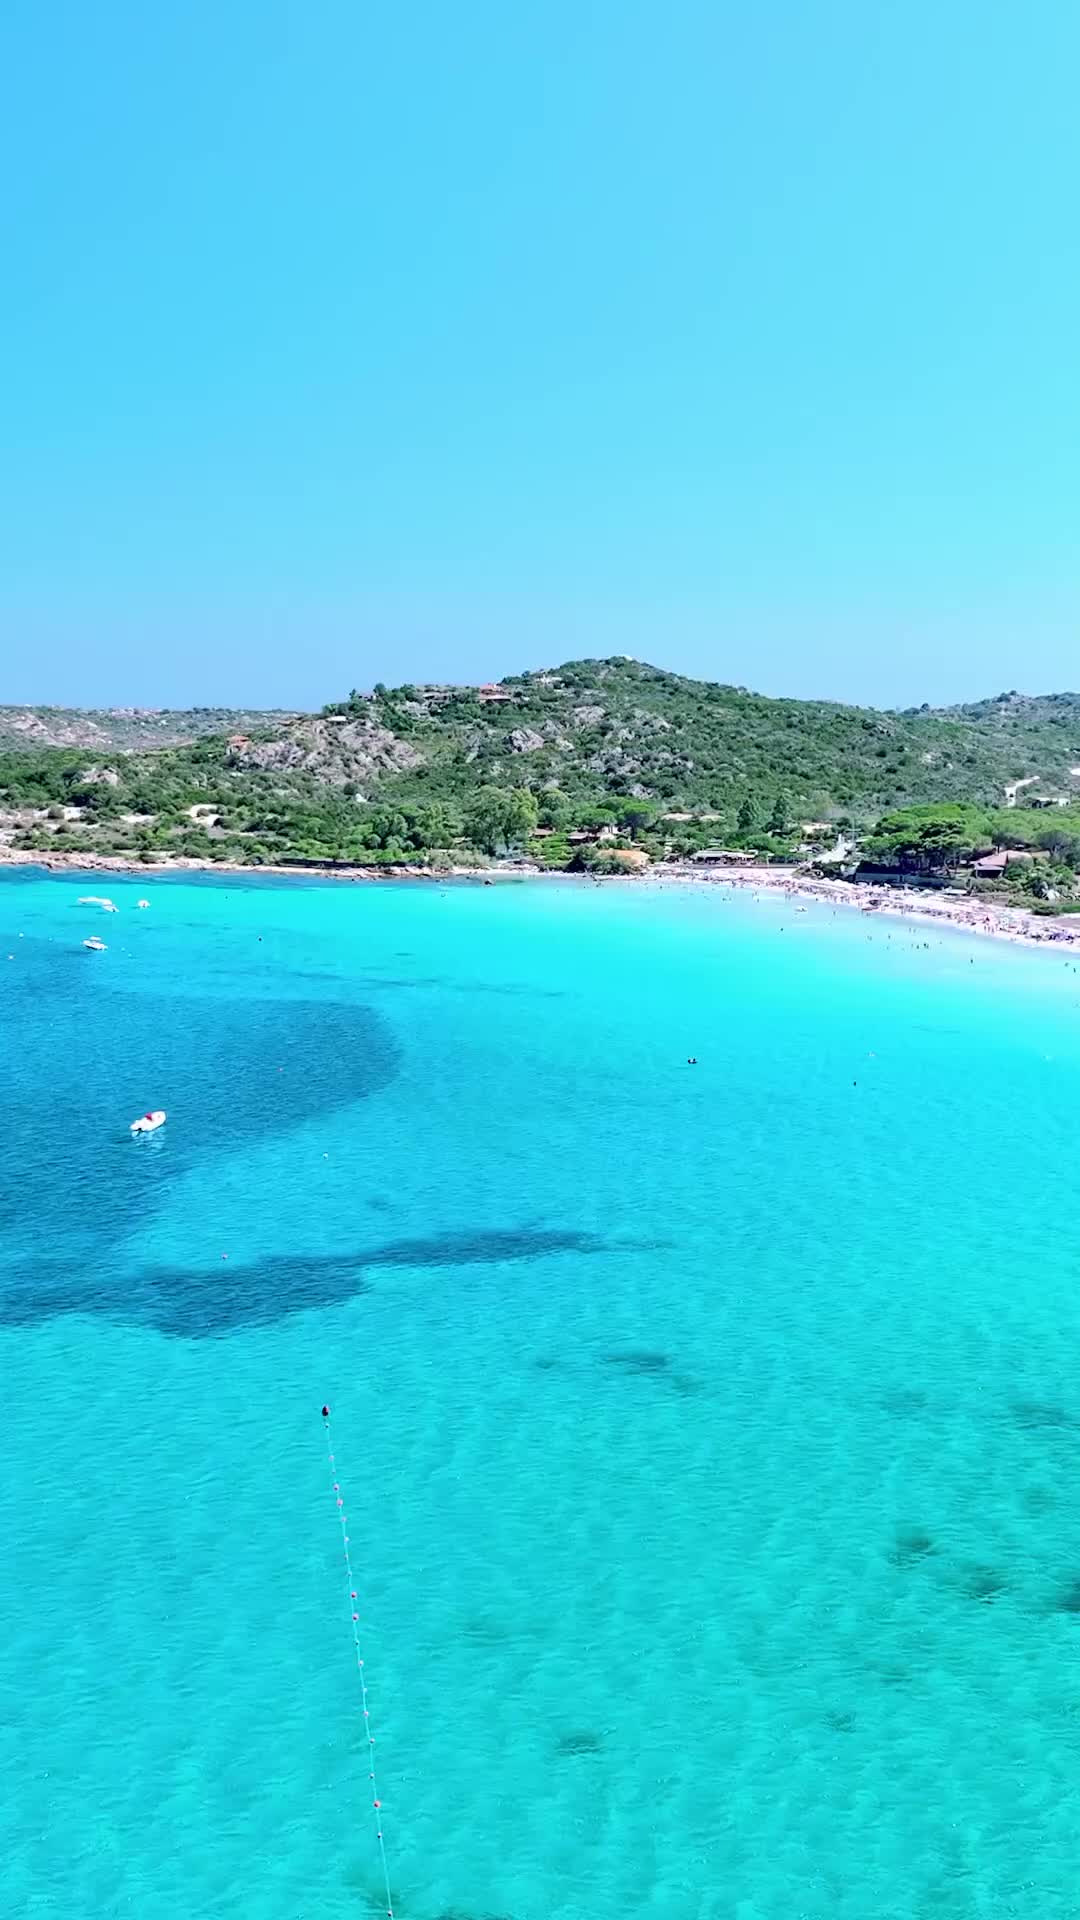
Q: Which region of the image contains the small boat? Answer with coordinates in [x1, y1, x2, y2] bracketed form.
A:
[130, 1110, 166, 1135]
[83, 936, 107, 952]
[78, 895, 110, 906]
[136, 899, 150, 909]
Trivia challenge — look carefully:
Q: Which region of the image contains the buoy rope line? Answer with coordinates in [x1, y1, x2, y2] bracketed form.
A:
[321, 1405, 396, 1919]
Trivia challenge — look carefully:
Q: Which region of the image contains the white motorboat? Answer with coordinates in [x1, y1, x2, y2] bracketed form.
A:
[83, 936, 107, 952]
[130, 1110, 166, 1135]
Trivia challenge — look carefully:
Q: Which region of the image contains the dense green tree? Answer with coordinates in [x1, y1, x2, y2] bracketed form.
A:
[1036, 824, 1080, 867]
[571, 802, 618, 830]
[464, 786, 538, 856]
[536, 790, 572, 829]
[616, 802, 657, 838]
[863, 805, 993, 872]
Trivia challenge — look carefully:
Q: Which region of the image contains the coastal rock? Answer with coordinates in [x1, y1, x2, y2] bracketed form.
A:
[227, 716, 424, 785]
[585, 748, 642, 779]
[508, 727, 546, 754]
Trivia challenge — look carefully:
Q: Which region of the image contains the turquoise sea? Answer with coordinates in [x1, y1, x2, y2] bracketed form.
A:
[5, 871, 1080, 1920]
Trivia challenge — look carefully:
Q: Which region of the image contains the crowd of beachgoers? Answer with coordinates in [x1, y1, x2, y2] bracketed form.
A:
[649, 862, 1079, 950]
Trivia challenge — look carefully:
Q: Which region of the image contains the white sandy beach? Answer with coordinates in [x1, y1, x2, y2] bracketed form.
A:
[647, 862, 1080, 952]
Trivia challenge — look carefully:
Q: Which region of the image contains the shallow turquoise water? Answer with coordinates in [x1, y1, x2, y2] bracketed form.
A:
[5, 872, 1080, 1919]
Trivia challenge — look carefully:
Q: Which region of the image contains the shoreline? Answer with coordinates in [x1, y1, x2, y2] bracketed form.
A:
[0, 845, 508, 883]
[2, 845, 1077, 951]
[644, 863, 1079, 951]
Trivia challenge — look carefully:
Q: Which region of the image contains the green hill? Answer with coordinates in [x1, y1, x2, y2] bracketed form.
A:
[3, 659, 1080, 867]
[322, 665, 1080, 814]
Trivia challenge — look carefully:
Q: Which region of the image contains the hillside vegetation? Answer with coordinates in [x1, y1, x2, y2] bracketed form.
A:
[3, 659, 1080, 870]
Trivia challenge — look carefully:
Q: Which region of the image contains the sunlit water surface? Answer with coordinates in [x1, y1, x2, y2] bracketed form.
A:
[4, 870, 1080, 1920]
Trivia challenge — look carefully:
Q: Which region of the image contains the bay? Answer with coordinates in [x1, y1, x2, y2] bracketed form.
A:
[3, 870, 1080, 1919]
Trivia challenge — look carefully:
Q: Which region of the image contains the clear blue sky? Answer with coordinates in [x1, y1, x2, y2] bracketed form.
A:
[2, 1, 1077, 710]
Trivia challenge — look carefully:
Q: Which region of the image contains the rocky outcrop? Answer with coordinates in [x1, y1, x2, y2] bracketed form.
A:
[4, 711, 110, 748]
[226, 716, 424, 786]
[0, 706, 292, 751]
